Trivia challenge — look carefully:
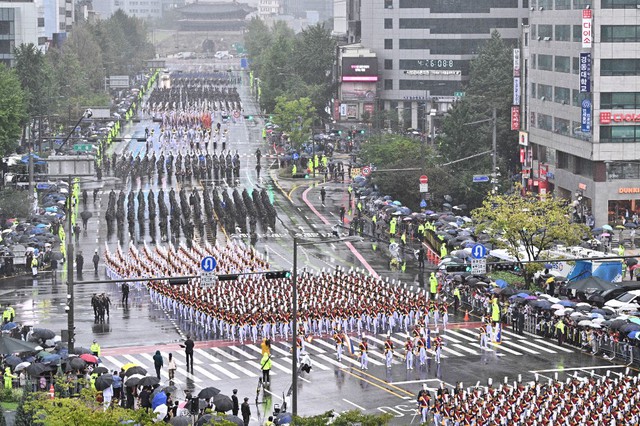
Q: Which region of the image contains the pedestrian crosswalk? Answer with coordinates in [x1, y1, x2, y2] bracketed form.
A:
[98, 327, 575, 391]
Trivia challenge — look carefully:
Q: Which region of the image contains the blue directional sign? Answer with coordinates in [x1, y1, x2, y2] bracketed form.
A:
[472, 175, 490, 183]
[420, 199, 427, 208]
[471, 244, 488, 259]
[201, 256, 217, 272]
[292, 153, 300, 160]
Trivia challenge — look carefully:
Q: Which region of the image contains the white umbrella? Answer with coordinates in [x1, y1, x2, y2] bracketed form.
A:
[14, 362, 30, 372]
[615, 314, 629, 320]
[588, 322, 602, 329]
[592, 317, 606, 324]
[564, 308, 575, 313]
[576, 302, 591, 307]
[554, 310, 566, 316]
[548, 297, 560, 304]
[551, 303, 564, 310]
[578, 320, 592, 326]
[538, 294, 551, 299]
[571, 312, 584, 318]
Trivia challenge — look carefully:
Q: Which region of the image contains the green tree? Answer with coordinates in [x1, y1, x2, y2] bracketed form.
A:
[0, 189, 30, 221]
[293, 410, 393, 425]
[14, 389, 32, 426]
[0, 65, 27, 156]
[472, 189, 587, 285]
[13, 44, 55, 117]
[272, 96, 317, 148]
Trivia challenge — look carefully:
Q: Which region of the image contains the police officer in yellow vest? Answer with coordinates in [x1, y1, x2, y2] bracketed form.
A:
[4, 367, 14, 389]
[453, 287, 461, 314]
[429, 273, 438, 300]
[31, 256, 38, 277]
[291, 164, 297, 176]
[555, 318, 566, 346]
[91, 339, 101, 357]
[2, 305, 14, 324]
[440, 244, 448, 259]
[389, 217, 397, 236]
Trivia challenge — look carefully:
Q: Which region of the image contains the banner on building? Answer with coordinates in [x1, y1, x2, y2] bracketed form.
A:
[519, 130, 529, 146]
[580, 52, 591, 93]
[581, 99, 592, 133]
[513, 48, 521, 77]
[582, 9, 593, 48]
[511, 106, 520, 131]
[513, 77, 521, 106]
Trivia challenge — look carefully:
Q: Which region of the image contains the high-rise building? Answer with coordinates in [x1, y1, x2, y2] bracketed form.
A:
[342, 0, 528, 129]
[0, 1, 44, 65]
[37, 0, 73, 46]
[522, 0, 640, 227]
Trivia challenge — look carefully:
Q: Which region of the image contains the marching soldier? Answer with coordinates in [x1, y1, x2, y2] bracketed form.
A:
[404, 335, 414, 370]
[333, 328, 344, 362]
[417, 333, 427, 365]
[359, 336, 369, 370]
[434, 334, 443, 364]
[384, 334, 394, 368]
[479, 323, 488, 350]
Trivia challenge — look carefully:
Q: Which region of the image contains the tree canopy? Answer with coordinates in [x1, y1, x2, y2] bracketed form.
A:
[0, 64, 27, 156]
[472, 189, 588, 284]
[271, 96, 317, 147]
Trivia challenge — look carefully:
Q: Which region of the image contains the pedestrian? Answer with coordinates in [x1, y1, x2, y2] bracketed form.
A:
[241, 397, 251, 426]
[231, 388, 239, 416]
[92, 250, 100, 274]
[333, 328, 343, 361]
[429, 272, 438, 301]
[122, 282, 129, 304]
[50, 256, 58, 283]
[112, 370, 122, 402]
[418, 246, 425, 269]
[30, 255, 38, 277]
[91, 339, 101, 357]
[405, 335, 414, 370]
[183, 335, 194, 373]
[153, 350, 163, 379]
[139, 385, 152, 412]
[93, 188, 99, 203]
[167, 353, 176, 381]
[73, 223, 81, 243]
[418, 386, 430, 423]
[264, 416, 275, 426]
[339, 206, 346, 223]
[260, 351, 271, 385]
[384, 334, 394, 368]
[75, 251, 84, 276]
[320, 187, 326, 205]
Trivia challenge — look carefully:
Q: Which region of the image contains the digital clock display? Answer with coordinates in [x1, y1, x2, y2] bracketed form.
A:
[399, 59, 468, 71]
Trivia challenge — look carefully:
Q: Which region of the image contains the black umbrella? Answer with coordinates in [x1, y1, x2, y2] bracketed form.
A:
[67, 357, 87, 371]
[213, 394, 233, 412]
[626, 258, 638, 267]
[32, 328, 55, 340]
[0, 336, 40, 354]
[198, 386, 221, 400]
[498, 286, 518, 297]
[72, 347, 92, 355]
[80, 211, 93, 221]
[125, 375, 143, 387]
[4, 355, 21, 367]
[608, 319, 628, 331]
[124, 366, 147, 377]
[93, 366, 108, 375]
[620, 323, 640, 333]
[138, 376, 160, 387]
[195, 415, 214, 426]
[224, 415, 245, 426]
[565, 277, 621, 293]
[95, 374, 114, 391]
[26, 363, 49, 376]
[150, 384, 177, 401]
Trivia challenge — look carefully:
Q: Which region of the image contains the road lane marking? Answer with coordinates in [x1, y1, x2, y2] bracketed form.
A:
[194, 348, 221, 363]
[340, 368, 406, 399]
[350, 368, 415, 397]
[211, 347, 239, 361]
[227, 362, 259, 377]
[343, 399, 365, 410]
[210, 363, 240, 379]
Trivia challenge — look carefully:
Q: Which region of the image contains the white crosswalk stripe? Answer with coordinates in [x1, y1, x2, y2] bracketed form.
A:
[99, 328, 575, 384]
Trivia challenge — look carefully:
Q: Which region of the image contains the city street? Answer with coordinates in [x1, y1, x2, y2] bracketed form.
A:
[0, 58, 629, 424]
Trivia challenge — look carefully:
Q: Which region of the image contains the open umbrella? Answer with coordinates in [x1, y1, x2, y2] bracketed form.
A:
[138, 376, 160, 387]
[275, 412, 293, 425]
[213, 394, 233, 412]
[565, 277, 620, 293]
[169, 417, 191, 426]
[152, 390, 167, 410]
[2, 322, 18, 331]
[80, 211, 93, 222]
[602, 224, 613, 231]
[80, 353, 98, 364]
[94, 374, 114, 391]
[4, 355, 22, 367]
[558, 300, 577, 308]
[32, 328, 55, 340]
[72, 347, 92, 355]
[124, 374, 144, 387]
[14, 362, 30, 372]
[26, 363, 50, 376]
[620, 323, 640, 333]
[198, 386, 221, 400]
[67, 357, 86, 371]
[124, 366, 147, 377]
[0, 336, 40, 354]
[196, 415, 214, 426]
[93, 366, 108, 375]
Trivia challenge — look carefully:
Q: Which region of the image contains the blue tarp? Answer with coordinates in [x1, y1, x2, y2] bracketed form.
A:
[567, 260, 592, 281]
[593, 261, 623, 282]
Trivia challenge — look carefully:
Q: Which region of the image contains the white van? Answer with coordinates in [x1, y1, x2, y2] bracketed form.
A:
[604, 289, 640, 313]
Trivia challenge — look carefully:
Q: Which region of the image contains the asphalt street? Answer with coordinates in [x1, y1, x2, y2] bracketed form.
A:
[0, 58, 631, 423]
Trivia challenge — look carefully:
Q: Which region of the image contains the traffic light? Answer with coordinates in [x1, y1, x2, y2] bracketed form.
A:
[169, 277, 190, 285]
[264, 270, 291, 279]
[338, 130, 342, 135]
[494, 262, 520, 272]
[218, 274, 240, 281]
[359, 130, 365, 134]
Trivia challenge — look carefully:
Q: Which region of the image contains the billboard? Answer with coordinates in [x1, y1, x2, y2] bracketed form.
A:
[579, 52, 591, 93]
[342, 57, 378, 82]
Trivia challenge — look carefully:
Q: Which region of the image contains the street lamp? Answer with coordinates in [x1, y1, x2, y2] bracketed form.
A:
[56, 109, 93, 154]
[290, 234, 363, 416]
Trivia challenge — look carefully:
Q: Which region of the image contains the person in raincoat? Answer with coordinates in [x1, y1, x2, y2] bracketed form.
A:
[31, 255, 38, 277]
[429, 273, 438, 300]
[260, 352, 271, 384]
[4, 367, 14, 389]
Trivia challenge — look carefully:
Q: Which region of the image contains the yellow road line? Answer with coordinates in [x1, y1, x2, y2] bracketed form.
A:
[350, 368, 415, 397]
[339, 368, 407, 399]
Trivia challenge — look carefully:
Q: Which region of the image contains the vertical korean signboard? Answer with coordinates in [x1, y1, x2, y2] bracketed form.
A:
[581, 99, 592, 133]
[579, 53, 591, 93]
[513, 48, 520, 77]
[582, 10, 593, 48]
[511, 106, 520, 131]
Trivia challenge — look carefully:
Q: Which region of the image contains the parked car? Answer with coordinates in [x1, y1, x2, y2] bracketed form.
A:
[587, 282, 640, 307]
[604, 289, 640, 313]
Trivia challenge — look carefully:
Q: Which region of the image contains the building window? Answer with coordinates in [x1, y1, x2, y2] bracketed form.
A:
[531, 54, 536, 69]
[398, 0, 518, 10]
[531, 83, 537, 98]
[573, 0, 593, 8]
[0, 40, 11, 54]
[537, 113, 553, 131]
[37, 18, 44, 27]
[384, 0, 393, 8]
[556, 0, 571, 9]
[384, 39, 393, 49]
[554, 86, 571, 104]
[602, 0, 640, 8]
[572, 25, 582, 42]
[384, 79, 393, 90]
[601, 59, 640, 76]
[600, 125, 640, 143]
[538, 54, 553, 71]
[398, 18, 518, 33]
[555, 117, 571, 135]
[572, 57, 580, 74]
[538, 24, 552, 39]
[555, 56, 570, 73]
[607, 162, 640, 180]
[384, 18, 392, 29]
[538, 84, 553, 100]
[384, 59, 393, 70]
[538, 0, 552, 8]
[601, 92, 640, 109]
[602, 26, 640, 42]
[0, 21, 11, 36]
[555, 25, 570, 41]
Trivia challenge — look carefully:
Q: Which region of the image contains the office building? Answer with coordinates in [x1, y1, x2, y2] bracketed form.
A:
[0, 1, 44, 66]
[522, 0, 640, 226]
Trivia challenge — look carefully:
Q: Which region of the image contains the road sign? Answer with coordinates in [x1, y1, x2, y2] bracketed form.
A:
[292, 153, 300, 160]
[454, 91, 466, 98]
[108, 75, 130, 88]
[420, 199, 427, 208]
[419, 175, 429, 184]
[201, 271, 216, 286]
[362, 166, 371, 177]
[471, 244, 488, 259]
[471, 258, 487, 274]
[472, 175, 490, 183]
[201, 256, 217, 272]
[419, 183, 429, 193]
[73, 144, 93, 152]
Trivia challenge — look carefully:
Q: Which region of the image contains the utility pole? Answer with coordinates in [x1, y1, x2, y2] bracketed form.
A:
[492, 107, 497, 173]
[66, 174, 75, 354]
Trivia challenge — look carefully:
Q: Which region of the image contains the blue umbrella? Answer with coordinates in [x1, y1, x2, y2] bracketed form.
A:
[152, 390, 167, 410]
[41, 354, 61, 364]
[392, 200, 402, 206]
[495, 279, 508, 288]
[35, 224, 47, 228]
[4, 355, 21, 367]
[2, 322, 17, 331]
[591, 308, 607, 315]
[628, 331, 640, 339]
[558, 300, 576, 308]
[516, 292, 530, 298]
[275, 413, 293, 425]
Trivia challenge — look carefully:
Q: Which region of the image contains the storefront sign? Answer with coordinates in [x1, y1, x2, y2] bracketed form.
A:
[580, 52, 591, 93]
[520, 148, 525, 164]
[581, 99, 592, 133]
[578, 183, 587, 191]
[403, 70, 461, 76]
[582, 9, 593, 48]
[341, 57, 379, 82]
[511, 106, 520, 131]
[519, 130, 529, 146]
[513, 48, 520, 77]
[513, 77, 521, 106]
[600, 111, 640, 124]
[363, 103, 374, 114]
[619, 188, 640, 194]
